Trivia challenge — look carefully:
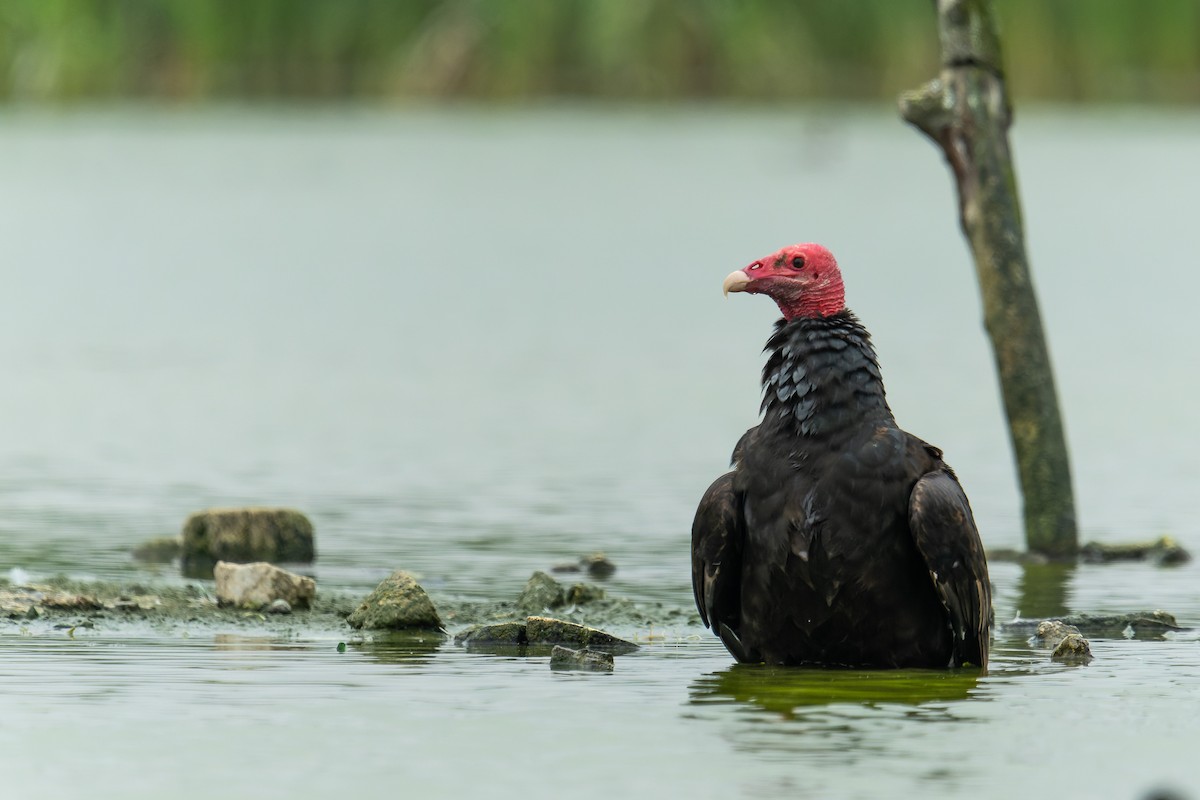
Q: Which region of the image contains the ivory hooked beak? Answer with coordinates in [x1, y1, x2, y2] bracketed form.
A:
[723, 269, 751, 297]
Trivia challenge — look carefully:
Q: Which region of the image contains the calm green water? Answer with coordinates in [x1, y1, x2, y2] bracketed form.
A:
[1, 107, 1198, 799]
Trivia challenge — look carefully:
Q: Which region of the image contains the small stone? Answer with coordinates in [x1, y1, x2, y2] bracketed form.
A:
[266, 598, 292, 615]
[581, 552, 616, 579]
[550, 645, 614, 672]
[455, 621, 527, 646]
[1034, 620, 1082, 648]
[1156, 541, 1192, 566]
[1034, 619, 1093, 665]
[214, 561, 315, 610]
[565, 583, 606, 605]
[1051, 633, 1093, 665]
[181, 507, 316, 578]
[525, 616, 638, 654]
[549, 562, 582, 574]
[516, 571, 565, 612]
[346, 570, 442, 631]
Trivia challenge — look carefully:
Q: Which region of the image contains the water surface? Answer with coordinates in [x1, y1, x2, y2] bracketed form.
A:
[1, 107, 1198, 799]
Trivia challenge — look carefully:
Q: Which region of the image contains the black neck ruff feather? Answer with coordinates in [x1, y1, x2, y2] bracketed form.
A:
[759, 311, 894, 439]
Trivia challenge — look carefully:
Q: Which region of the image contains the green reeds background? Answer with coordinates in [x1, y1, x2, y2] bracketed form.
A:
[1, 0, 1197, 103]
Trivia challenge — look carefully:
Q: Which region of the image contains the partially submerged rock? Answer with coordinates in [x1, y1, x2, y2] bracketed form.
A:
[1051, 633, 1093, 665]
[266, 599, 293, 615]
[1032, 620, 1093, 665]
[454, 621, 527, 646]
[516, 571, 607, 613]
[525, 616, 638, 654]
[181, 507, 315, 578]
[1067, 611, 1183, 639]
[346, 571, 443, 631]
[132, 536, 183, 563]
[550, 553, 617, 579]
[565, 583, 606, 605]
[1034, 620, 1083, 645]
[214, 561, 315, 610]
[454, 616, 639, 655]
[516, 571, 565, 612]
[580, 552, 616, 579]
[1003, 610, 1184, 639]
[1080, 536, 1190, 566]
[550, 645, 614, 672]
[987, 539, 1191, 567]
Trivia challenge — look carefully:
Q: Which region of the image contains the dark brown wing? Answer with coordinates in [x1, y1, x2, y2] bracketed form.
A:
[908, 469, 992, 668]
[691, 471, 746, 652]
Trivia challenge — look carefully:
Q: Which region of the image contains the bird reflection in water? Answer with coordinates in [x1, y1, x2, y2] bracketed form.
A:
[689, 662, 981, 721]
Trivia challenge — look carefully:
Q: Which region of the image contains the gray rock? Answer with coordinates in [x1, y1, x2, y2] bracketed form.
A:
[513, 571, 606, 613]
[454, 621, 527, 646]
[1051, 633, 1093, 665]
[581, 552, 616, 579]
[346, 571, 443, 631]
[1003, 610, 1184, 639]
[453, 617, 638, 654]
[550, 645, 614, 672]
[1034, 620, 1083, 647]
[565, 583, 606, 605]
[266, 598, 293, 615]
[1032, 619, 1093, 665]
[1080, 536, 1190, 566]
[549, 553, 617, 578]
[181, 507, 315, 578]
[525, 616, 638, 654]
[516, 571, 565, 612]
[214, 561, 315, 610]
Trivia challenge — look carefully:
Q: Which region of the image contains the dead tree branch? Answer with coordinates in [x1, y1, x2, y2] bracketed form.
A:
[900, 0, 1077, 557]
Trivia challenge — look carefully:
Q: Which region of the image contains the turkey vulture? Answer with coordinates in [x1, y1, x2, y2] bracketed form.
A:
[691, 243, 990, 668]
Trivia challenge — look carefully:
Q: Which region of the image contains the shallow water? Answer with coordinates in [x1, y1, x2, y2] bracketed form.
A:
[1, 107, 1198, 799]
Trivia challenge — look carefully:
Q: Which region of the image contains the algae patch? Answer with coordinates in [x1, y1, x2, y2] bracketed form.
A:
[0, 573, 698, 645]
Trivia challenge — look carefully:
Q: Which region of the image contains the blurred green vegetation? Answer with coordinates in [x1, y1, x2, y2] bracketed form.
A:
[1, 0, 1197, 103]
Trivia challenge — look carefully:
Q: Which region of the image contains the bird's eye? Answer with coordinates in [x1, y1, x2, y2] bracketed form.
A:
[791, 256, 806, 270]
